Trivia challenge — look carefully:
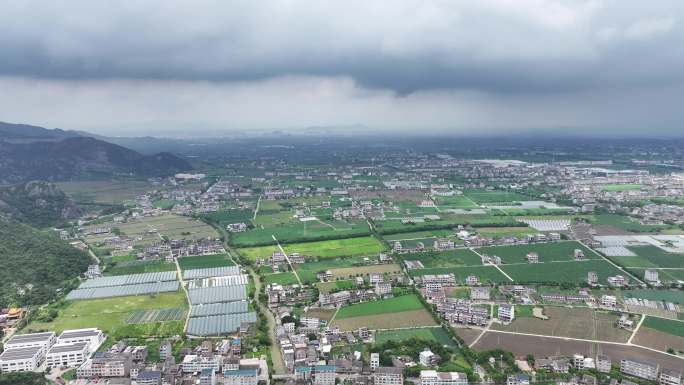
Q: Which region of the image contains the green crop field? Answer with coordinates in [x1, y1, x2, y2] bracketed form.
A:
[317, 280, 357, 293]
[231, 219, 370, 247]
[285, 237, 385, 259]
[375, 327, 456, 347]
[409, 265, 510, 284]
[500, 260, 623, 284]
[105, 259, 177, 276]
[382, 229, 454, 241]
[263, 272, 300, 285]
[202, 209, 254, 227]
[252, 211, 296, 227]
[627, 246, 684, 268]
[374, 215, 522, 235]
[642, 316, 684, 338]
[237, 245, 281, 262]
[607, 255, 656, 268]
[27, 292, 187, 339]
[477, 241, 599, 264]
[335, 294, 425, 319]
[178, 254, 235, 270]
[239, 237, 385, 262]
[464, 190, 529, 204]
[629, 268, 684, 283]
[434, 195, 479, 209]
[593, 214, 671, 233]
[475, 227, 538, 238]
[400, 249, 483, 268]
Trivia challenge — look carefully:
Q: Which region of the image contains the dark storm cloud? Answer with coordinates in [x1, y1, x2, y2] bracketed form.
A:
[1, 0, 683, 136]
[1, 0, 683, 94]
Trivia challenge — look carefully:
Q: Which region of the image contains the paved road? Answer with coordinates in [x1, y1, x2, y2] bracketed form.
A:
[271, 235, 302, 285]
[469, 247, 514, 281]
[175, 259, 192, 333]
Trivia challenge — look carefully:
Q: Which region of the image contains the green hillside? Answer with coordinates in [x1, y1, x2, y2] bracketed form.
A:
[0, 216, 91, 308]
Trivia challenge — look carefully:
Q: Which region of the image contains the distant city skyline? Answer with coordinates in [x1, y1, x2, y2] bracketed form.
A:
[1, 0, 683, 136]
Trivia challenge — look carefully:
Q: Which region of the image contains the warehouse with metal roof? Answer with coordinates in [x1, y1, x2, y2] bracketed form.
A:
[190, 301, 249, 317]
[66, 281, 180, 300]
[187, 285, 247, 305]
[186, 312, 257, 336]
[182, 266, 241, 280]
[79, 271, 178, 288]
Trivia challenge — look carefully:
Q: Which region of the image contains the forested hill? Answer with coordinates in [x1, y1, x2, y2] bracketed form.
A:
[0, 121, 192, 184]
[0, 181, 81, 228]
[0, 216, 90, 308]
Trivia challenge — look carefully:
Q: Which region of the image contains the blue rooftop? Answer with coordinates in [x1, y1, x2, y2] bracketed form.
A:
[138, 370, 162, 379]
[224, 369, 257, 377]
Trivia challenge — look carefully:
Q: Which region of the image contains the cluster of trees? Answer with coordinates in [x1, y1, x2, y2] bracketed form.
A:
[0, 372, 49, 385]
[0, 181, 80, 228]
[0, 216, 91, 308]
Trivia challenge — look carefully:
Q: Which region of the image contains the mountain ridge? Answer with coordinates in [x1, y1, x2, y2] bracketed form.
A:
[0, 121, 192, 183]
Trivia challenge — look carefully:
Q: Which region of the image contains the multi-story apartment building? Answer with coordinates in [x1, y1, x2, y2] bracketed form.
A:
[0, 346, 44, 372]
[420, 370, 469, 385]
[57, 328, 106, 354]
[46, 342, 89, 368]
[223, 369, 258, 385]
[374, 366, 404, 385]
[620, 359, 659, 381]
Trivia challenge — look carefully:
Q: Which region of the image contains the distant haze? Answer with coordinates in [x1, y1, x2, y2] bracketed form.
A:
[1, 1, 683, 137]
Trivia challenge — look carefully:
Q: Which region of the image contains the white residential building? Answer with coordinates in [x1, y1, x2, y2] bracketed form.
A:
[596, 355, 611, 373]
[77, 356, 127, 378]
[0, 346, 44, 372]
[200, 368, 217, 385]
[58, 328, 106, 354]
[420, 350, 437, 367]
[375, 283, 392, 296]
[369, 273, 385, 284]
[4, 331, 57, 353]
[46, 342, 90, 368]
[181, 354, 221, 373]
[644, 269, 660, 284]
[300, 317, 320, 330]
[587, 271, 598, 286]
[420, 370, 469, 385]
[573, 354, 595, 369]
[620, 359, 658, 380]
[659, 368, 683, 385]
[498, 304, 515, 322]
[526, 252, 539, 263]
[223, 369, 258, 385]
[374, 367, 404, 385]
[601, 295, 617, 307]
[315, 365, 337, 385]
[607, 275, 628, 287]
[507, 374, 530, 385]
[370, 353, 380, 370]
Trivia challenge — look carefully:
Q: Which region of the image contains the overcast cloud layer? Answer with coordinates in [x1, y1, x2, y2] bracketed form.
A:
[1, 0, 683, 136]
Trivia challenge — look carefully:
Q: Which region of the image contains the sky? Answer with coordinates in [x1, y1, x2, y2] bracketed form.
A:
[1, 0, 683, 137]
